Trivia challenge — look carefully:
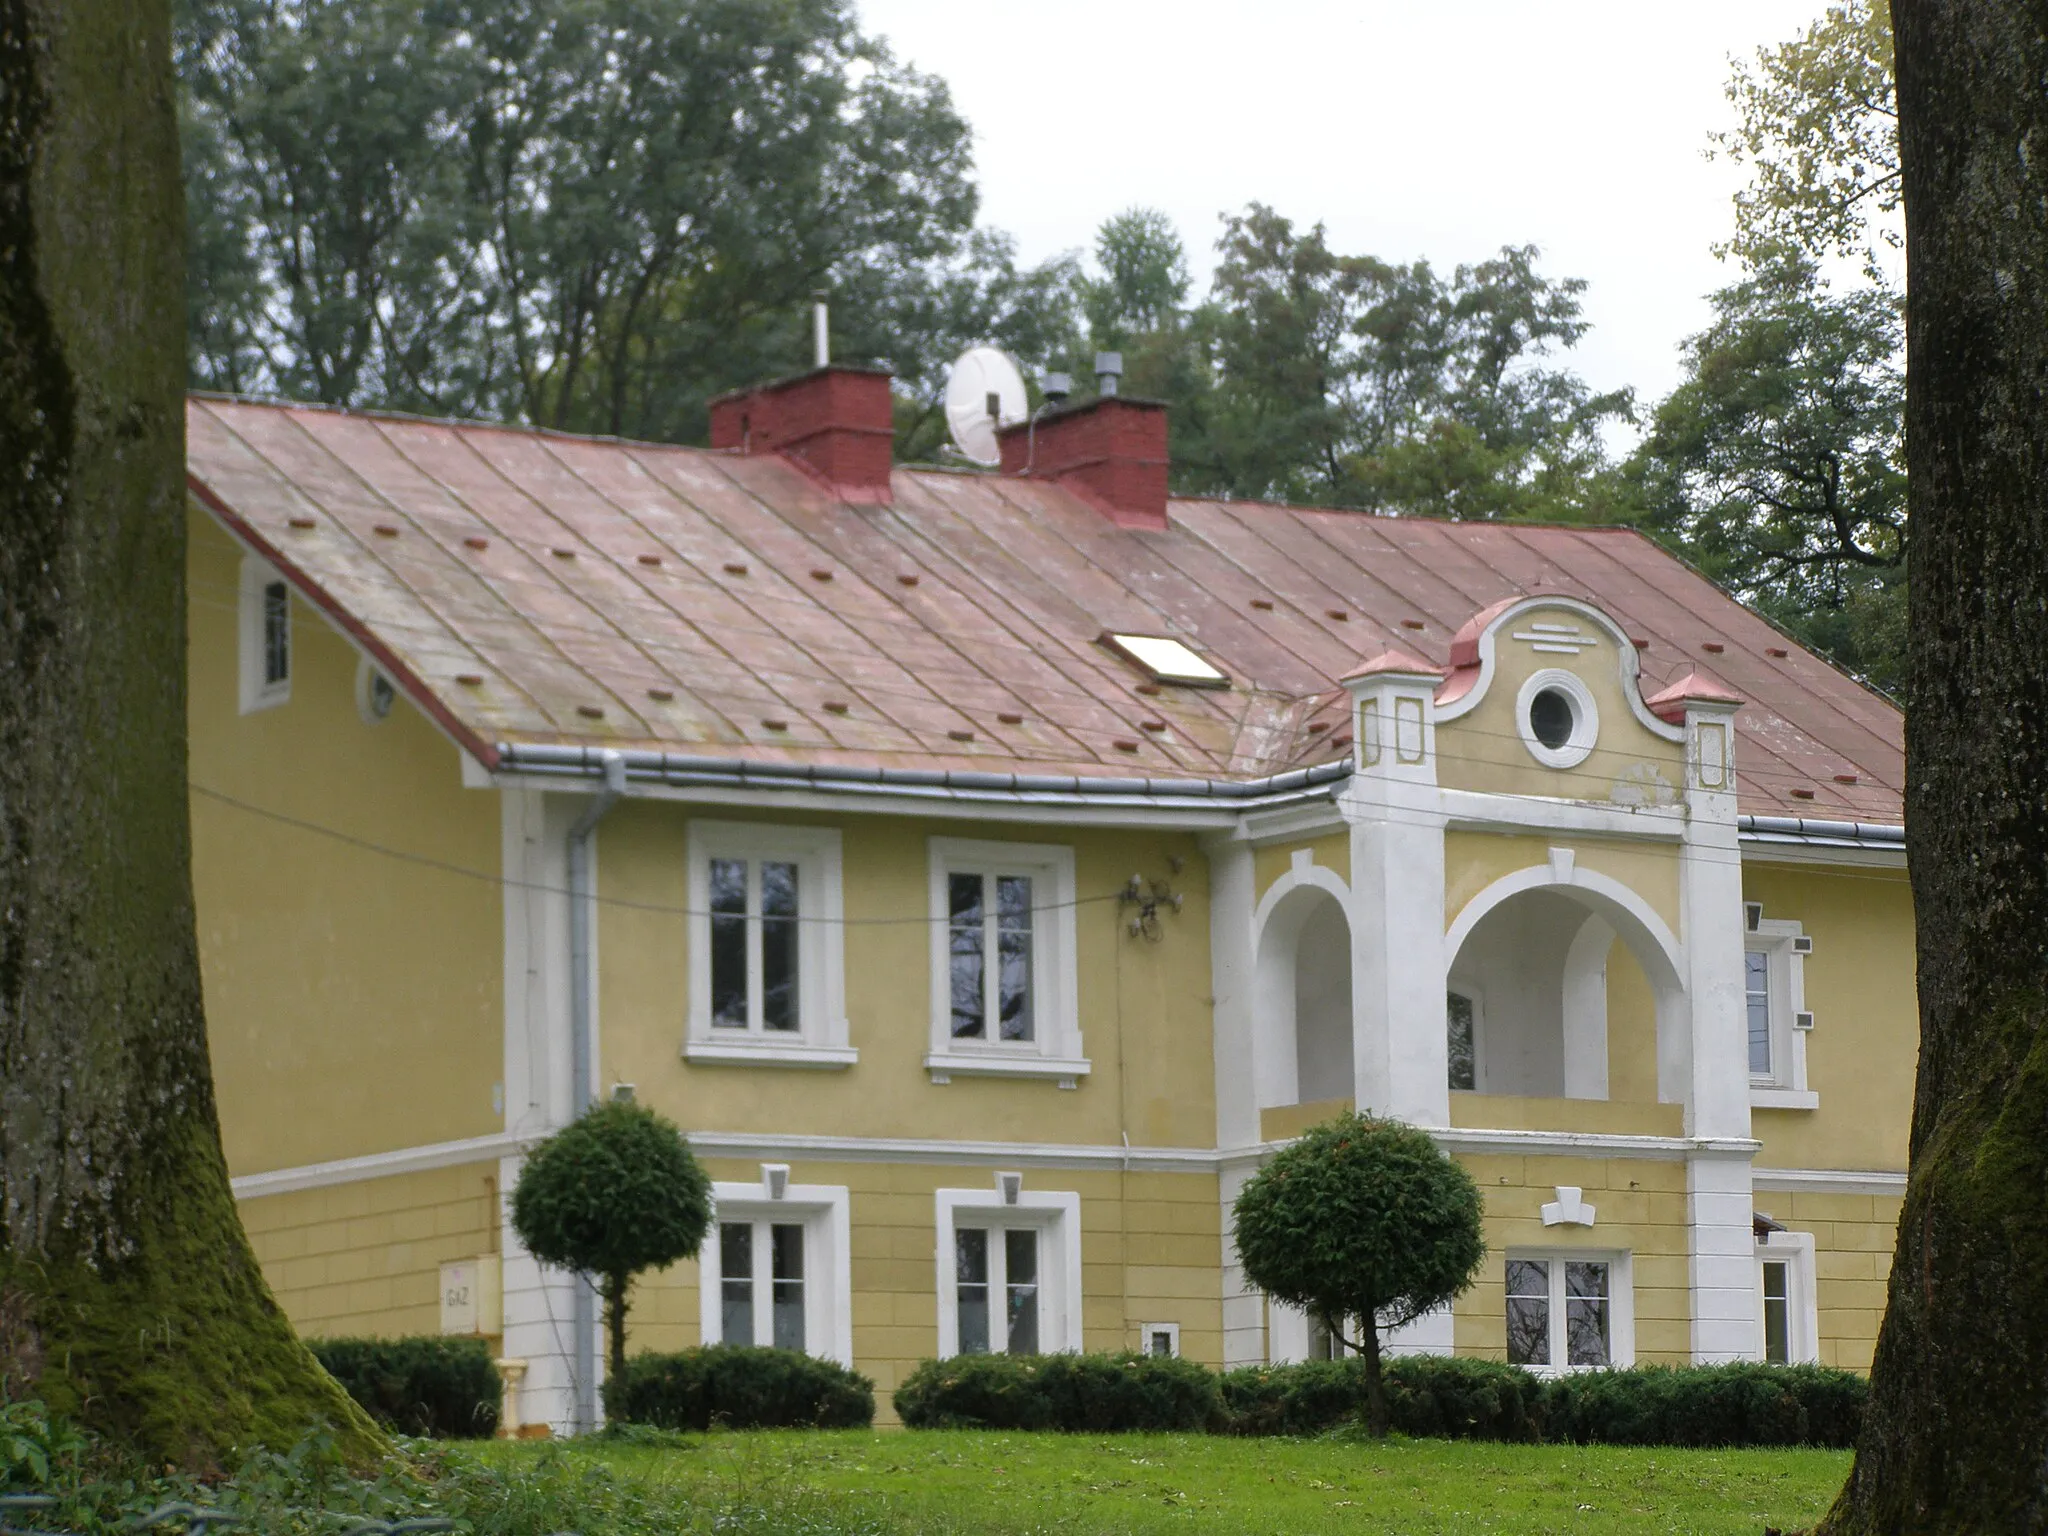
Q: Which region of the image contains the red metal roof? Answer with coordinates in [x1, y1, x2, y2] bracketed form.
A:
[185, 396, 1904, 821]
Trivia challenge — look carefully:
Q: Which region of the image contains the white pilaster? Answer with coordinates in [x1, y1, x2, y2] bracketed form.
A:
[1218, 1156, 1267, 1366]
[1688, 1149, 1761, 1362]
[1206, 836, 1260, 1152]
[1341, 653, 1451, 1127]
[497, 788, 601, 1431]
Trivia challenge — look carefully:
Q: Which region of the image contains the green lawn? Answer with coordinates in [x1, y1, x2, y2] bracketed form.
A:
[496, 1429, 1847, 1536]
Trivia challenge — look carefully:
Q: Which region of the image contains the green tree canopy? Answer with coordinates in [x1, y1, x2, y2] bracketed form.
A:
[1630, 250, 1906, 692]
[175, 0, 1084, 445]
[1711, 0, 1898, 279]
[510, 1101, 713, 1388]
[1168, 206, 1629, 516]
[1232, 1113, 1485, 1436]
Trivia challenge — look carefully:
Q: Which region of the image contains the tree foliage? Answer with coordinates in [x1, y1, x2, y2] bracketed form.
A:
[175, 0, 1082, 444]
[1631, 250, 1906, 691]
[1711, 0, 1898, 279]
[1232, 1113, 1485, 1436]
[510, 1101, 712, 1386]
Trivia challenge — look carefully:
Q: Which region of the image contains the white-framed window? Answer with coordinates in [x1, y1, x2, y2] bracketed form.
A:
[925, 838, 1086, 1084]
[1514, 668, 1599, 770]
[1141, 1322, 1181, 1359]
[1756, 1228, 1819, 1365]
[1446, 988, 1482, 1092]
[1745, 908, 1817, 1108]
[238, 555, 292, 713]
[934, 1184, 1082, 1357]
[1503, 1251, 1635, 1373]
[699, 1174, 852, 1365]
[684, 822, 853, 1068]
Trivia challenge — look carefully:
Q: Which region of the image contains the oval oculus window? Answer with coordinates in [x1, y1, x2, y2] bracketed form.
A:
[1528, 687, 1576, 751]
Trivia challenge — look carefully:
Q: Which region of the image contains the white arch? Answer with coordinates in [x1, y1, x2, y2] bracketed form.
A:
[1446, 862, 1689, 1104]
[1445, 862, 1684, 996]
[1250, 857, 1355, 1112]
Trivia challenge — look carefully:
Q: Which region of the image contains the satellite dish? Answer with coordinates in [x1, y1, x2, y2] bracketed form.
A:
[944, 346, 1028, 466]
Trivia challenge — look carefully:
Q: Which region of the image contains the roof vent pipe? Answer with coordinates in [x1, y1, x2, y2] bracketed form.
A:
[1095, 351, 1122, 397]
[812, 289, 830, 369]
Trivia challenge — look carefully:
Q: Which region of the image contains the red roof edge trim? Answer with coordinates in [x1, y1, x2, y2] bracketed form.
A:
[186, 470, 504, 773]
[1643, 668, 1746, 724]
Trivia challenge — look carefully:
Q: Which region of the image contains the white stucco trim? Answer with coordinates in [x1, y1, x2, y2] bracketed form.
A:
[1515, 668, 1601, 770]
[1751, 1166, 1907, 1196]
[229, 1131, 521, 1199]
[1433, 594, 1686, 742]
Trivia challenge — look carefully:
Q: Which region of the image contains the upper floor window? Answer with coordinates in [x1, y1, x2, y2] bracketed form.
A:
[1744, 904, 1816, 1108]
[1503, 1252, 1635, 1373]
[684, 822, 853, 1068]
[238, 555, 291, 713]
[926, 838, 1086, 1085]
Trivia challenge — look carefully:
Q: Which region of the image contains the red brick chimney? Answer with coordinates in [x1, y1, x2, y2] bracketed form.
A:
[996, 396, 1170, 531]
[708, 365, 894, 506]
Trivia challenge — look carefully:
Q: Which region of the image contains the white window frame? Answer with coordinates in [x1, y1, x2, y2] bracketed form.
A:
[700, 1176, 852, 1366]
[1515, 668, 1599, 770]
[1502, 1248, 1636, 1375]
[1747, 915, 1817, 1109]
[934, 1185, 1082, 1357]
[684, 821, 853, 1068]
[1756, 1229, 1819, 1365]
[1140, 1321, 1181, 1359]
[926, 837, 1087, 1084]
[237, 554, 292, 713]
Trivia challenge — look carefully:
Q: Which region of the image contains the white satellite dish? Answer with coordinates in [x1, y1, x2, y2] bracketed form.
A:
[944, 346, 1028, 466]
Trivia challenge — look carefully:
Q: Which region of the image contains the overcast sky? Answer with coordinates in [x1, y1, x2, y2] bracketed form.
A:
[856, 0, 1822, 434]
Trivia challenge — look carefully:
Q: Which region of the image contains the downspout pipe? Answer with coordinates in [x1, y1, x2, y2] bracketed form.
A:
[565, 748, 625, 1433]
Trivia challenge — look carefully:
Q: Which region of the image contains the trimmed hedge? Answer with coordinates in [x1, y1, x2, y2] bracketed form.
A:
[896, 1351, 1864, 1447]
[894, 1352, 1226, 1432]
[1541, 1362, 1865, 1448]
[309, 1336, 500, 1439]
[1222, 1355, 1545, 1441]
[608, 1346, 874, 1430]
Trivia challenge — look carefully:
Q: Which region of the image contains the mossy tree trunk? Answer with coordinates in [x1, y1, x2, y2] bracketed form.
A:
[0, 0, 377, 1471]
[1820, 2, 2048, 1529]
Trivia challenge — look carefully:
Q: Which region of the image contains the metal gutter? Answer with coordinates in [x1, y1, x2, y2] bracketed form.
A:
[1737, 813, 1907, 851]
[492, 742, 1354, 809]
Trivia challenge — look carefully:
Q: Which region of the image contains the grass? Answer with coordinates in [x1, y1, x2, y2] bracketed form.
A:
[490, 1428, 1848, 1536]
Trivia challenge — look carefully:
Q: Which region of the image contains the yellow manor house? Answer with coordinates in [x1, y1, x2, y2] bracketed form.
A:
[183, 364, 1912, 1434]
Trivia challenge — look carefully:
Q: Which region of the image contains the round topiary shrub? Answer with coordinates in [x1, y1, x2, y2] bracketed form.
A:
[1232, 1111, 1486, 1436]
[510, 1101, 712, 1386]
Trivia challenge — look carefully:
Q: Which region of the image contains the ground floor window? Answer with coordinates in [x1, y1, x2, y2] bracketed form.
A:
[701, 1175, 852, 1365]
[1504, 1252, 1634, 1372]
[1756, 1228, 1819, 1364]
[935, 1184, 1082, 1358]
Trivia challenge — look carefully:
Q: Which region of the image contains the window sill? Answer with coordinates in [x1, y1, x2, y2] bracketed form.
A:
[1750, 1086, 1820, 1111]
[684, 1036, 857, 1070]
[924, 1049, 1090, 1088]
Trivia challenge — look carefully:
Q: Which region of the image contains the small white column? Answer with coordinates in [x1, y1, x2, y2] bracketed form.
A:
[1654, 676, 1762, 1361]
[1206, 835, 1261, 1152]
[1340, 651, 1450, 1127]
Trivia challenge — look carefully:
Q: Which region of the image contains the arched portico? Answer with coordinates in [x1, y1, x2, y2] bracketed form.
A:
[1251, 862, 1356, 1110]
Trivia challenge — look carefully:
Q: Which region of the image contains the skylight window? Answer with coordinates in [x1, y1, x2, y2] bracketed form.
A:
[1102, 632, 1228, 687]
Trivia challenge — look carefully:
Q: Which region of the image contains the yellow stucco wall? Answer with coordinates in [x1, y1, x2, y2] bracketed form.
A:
[597, 803, 1216, 1151]
[1776, 1191, 1903, 1372]
[1744, 862, 1916, 1173]
[1454, 1155, 1693, 1365]
[239, 1164, 500, 1339]
[624, 1159, 1222, 1415]
[188, 509, 503, 1174]
[1434, 604, 1688, 807]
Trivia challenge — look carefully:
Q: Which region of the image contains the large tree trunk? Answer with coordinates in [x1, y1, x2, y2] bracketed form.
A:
[1820, 3, 2048, 1529]
[0, 0, 376, 1470]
